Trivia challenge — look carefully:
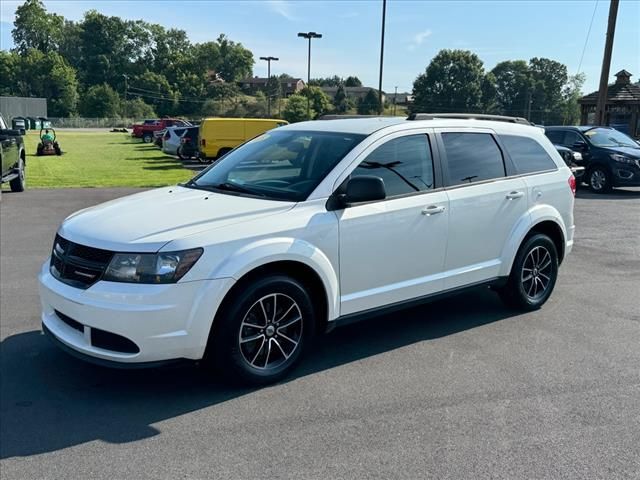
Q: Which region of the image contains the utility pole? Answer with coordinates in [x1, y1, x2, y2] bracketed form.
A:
[260, 56, 279, 117]
[122, 74, 129, 119]
[596, 0, 619, 125]
[393, 86, 398, 116]
[378, 0, 387, 115]
[298, 31, 322, 119]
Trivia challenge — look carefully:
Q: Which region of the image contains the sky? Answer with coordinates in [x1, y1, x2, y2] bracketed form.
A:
[1, 0, 639, 94]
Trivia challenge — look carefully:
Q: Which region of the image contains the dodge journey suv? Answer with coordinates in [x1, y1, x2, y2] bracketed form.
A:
[39, 114, 575, 385]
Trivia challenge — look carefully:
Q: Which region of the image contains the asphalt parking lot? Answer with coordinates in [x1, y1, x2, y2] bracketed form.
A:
[1, 187, 639, 479]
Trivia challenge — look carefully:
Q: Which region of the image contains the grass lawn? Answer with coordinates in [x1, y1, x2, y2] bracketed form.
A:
[21, 130, 194, 188]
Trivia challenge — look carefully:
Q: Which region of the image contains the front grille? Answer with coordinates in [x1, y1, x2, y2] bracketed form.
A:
[50, 234, 114, 289]
[91, 328, 140, 354]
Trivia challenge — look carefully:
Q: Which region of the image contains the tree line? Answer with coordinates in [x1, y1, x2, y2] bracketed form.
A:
[0, 1, 584, 124]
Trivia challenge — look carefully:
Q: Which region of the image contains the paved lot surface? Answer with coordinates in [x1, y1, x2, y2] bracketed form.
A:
[1, 187, 639, 479]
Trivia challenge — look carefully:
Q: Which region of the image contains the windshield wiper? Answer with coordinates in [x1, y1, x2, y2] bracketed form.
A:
[209, 182, 266, 197]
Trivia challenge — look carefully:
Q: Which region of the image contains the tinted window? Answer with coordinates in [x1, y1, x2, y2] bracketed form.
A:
[189, 130, 365, 201]
[442, 133, 505, 186]
[545, 130, 564, 144]
[563, 131, 582, 147]
[351, 135, 434, 197]
[502, 135, 557, 174]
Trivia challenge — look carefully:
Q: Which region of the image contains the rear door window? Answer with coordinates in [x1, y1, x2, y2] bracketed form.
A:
[441, 132, 505, 186]
[545, 130, 564, 144]
[501, 135, 557, 174]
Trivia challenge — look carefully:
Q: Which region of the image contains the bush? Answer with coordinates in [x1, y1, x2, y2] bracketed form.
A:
[79, 83, 121, 117]
[282, 95, 314, 123]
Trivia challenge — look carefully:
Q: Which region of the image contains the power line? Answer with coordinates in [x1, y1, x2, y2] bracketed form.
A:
[577, 0, 599, 75]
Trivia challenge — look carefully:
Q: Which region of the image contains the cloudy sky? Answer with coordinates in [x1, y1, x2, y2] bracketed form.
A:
[1, 0, 638, 93]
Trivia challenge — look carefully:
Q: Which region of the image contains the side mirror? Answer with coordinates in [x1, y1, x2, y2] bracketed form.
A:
[19, 128, 26, 136]
[344, 176, 386, 204]
[572, 140, 587, 151]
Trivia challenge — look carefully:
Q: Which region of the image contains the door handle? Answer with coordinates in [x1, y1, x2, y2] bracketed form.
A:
[505, 191, 524, 200]
[421, 205, 445, 216]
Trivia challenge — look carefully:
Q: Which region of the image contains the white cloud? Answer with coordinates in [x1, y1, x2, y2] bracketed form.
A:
[266, 0, 297, 21]
[407, 29, 432, 51]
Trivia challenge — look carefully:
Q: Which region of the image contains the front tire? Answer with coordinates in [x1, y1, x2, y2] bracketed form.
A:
[498, 233, 558, 311]
[142, 133, 153, 143]
[207, 275, 316, 386]
[588, 166, 612, 193]
[9, 158, 25, 192]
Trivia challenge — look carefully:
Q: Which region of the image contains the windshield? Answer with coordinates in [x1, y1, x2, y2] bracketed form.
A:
[185, 130, 366, 201]
[584, 128, 639, 148]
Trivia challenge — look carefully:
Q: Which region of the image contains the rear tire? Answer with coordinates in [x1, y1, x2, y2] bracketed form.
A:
[9, 158, 25, 192]
[205, 275, 316, 386]
[498, 233, 558, 311]
[588, 166, 612, 193]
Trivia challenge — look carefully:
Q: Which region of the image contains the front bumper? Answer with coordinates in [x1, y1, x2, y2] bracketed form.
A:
[612, 164, 640, 187]
[39, 261, 234, 365]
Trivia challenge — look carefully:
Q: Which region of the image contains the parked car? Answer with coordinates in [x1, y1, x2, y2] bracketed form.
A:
[199, 118, 288, 161]
[132, 118, 191, 143]
[153, 129, 165, 147]
[161, 126, 189, 156]
[0, 112, 26, 192]
[553, 144, 585, 182]
[39, 115, 575, 385]
[545, 126, 640, 192]
[177, 126, 200, 161]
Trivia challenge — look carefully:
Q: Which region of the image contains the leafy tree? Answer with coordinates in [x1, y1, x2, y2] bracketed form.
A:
[333, 83, 348, 113]
[215, 34, 254, 82]
[481, 72, 498, 114]
[130, 71, 176, 116]
[309, 75, 342, 87]
[357, 89, 381, 115]
[561, 73, 586, 125]
[412, 49, 485, 113]
[529, 57, 568, 124]
[79, 84, 121, 117]
[491, 60, 532, 117]
[0, 51, 18, 95]
[301, 86, 332, 117]
[265, 76, 282, 101]
[345, 76, 362, 87]
[283, 94, 314, 123]
[121, 98, 156, 119]
[206, 81, 240, 101]
[12, 0, 63, 54]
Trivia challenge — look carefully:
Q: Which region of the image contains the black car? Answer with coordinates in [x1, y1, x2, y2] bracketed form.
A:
[0, 113, 26, 192]
[553, 144, 585, 182]
[545, 126, 640, 193]
[177, 126, 200, 161]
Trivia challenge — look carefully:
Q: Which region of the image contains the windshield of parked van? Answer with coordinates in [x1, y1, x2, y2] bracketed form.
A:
[584, 128, 639, 148]
[185, 130, 366, 201]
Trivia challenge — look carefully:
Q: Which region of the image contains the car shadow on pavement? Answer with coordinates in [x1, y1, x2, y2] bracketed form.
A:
[576, 187, 640, 200]
[0, 288, 515, 460]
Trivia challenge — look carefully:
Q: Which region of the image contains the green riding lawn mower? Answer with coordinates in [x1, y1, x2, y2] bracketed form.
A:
[36, 128, 62, 156]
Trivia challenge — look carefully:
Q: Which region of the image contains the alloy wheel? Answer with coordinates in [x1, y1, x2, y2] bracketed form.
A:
[238, 293, 303, 370]
[521, 246, 553, 300]
[590, 169, 606, 191]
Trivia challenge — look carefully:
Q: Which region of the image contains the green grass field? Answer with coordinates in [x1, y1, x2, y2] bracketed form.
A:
[21, 130, 194, 188]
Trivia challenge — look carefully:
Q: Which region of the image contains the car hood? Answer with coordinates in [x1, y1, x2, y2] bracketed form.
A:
[58, 186, 294, 252]
[600, 145, 640, 158]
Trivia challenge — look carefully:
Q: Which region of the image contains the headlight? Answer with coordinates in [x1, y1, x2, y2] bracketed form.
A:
[103, 248, 203, 284]
[610, 153, 634, 164]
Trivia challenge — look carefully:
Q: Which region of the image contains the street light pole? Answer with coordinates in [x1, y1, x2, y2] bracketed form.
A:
[393, 86, 398, 116]
[259, 56, 279, 117]
[298, 31, 322, 119]
[122, 74, 129, 120]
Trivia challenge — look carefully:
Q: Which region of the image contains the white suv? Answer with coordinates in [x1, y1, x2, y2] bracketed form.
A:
[39, 115, 575, 384]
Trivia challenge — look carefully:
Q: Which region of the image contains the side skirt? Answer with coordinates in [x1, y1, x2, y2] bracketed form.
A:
[326, 277, 508, 333]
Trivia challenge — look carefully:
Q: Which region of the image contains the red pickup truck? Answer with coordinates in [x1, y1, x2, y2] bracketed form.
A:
[132, 118, 191, 143]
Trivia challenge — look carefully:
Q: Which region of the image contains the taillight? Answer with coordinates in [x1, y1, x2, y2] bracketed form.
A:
[568, 175, 576, 196]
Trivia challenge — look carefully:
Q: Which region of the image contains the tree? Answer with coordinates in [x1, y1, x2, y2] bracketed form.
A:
[309, 75, 342, 87]
[121, 98, 156, 119]
[283, 94, 314, 122]
[215, 34, 254, 82]
[357, 89, 380, 115]
[528, 57, 568, 124]
[561, 73, 586, 125]
[79, 84, 121, 117]
[412, 49, 485, 113]
[345, 76, 362, 87]
[265, 76, 282, 102]
[334, 83, 348, 113]
[491, 60, 532, 117]
[130, 71, 177, 116]
[301, 86, 332, 117]
[12, 0, 64, 54]
[481, 72, 498, 114]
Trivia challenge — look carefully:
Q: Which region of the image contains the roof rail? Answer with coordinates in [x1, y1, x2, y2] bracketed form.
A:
[407, 113, 533, 125]
[317, 114, 383, 120]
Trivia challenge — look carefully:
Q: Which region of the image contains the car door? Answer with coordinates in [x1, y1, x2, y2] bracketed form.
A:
[0, 118, 19, 175]
[335, 131, 449, 316]
[436, 128, 528, 290]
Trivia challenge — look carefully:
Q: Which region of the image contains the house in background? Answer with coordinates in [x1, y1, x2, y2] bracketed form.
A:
[238, 77, 306, 96]
[386, 92, 414, 107]
[579, 70, 640, 138]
